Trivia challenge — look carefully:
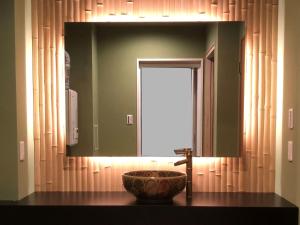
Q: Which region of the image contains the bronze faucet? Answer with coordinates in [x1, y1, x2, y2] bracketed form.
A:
[174, 148, 192, 200]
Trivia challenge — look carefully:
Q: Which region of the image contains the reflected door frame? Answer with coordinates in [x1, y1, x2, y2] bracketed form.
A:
[203, 45, 215, 157]
[137, 58, 203, 156]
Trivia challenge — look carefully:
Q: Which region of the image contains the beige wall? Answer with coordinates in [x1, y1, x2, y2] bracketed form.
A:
[15, 0, 35, 199]
[0, 0, 34, 201]
[278, 0, 300, 211]
[0, 0, 19, 201]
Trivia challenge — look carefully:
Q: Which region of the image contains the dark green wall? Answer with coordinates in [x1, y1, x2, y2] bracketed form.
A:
[0, 0, 19, 200]
[96, 24, 206, 156]
[206, 23, 218, 50]
[65, 23, 96, 156]
[203, 22, 244, 157]
[214, 22, 244, 156]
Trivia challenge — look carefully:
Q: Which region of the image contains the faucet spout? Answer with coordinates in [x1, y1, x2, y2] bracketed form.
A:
[174, 159, 188, 166]
[174, 148, 193, 200]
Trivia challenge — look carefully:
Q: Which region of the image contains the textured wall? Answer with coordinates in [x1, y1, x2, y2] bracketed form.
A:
[32, 0, 278, 192]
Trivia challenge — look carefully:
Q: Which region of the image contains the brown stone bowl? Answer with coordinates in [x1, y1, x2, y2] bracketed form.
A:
[122, 170, 186, 203]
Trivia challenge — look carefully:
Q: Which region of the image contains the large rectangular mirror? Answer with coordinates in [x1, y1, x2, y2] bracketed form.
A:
[64, 21, 245, 157]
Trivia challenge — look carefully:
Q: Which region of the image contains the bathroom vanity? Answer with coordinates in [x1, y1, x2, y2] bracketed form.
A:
[0, 192, 297, 225]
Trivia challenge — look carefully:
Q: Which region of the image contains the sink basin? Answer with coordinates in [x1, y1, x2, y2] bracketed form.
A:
[122, 170, 186, 203]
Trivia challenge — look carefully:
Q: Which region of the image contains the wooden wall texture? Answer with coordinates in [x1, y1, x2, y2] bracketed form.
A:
[32, 0, 278, 192]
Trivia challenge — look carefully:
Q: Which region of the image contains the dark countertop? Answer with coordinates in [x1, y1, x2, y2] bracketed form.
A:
[1, 192, 296, 207]
[0, 192, 298, 225]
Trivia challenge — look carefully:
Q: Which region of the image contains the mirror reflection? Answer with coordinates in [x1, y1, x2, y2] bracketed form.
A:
[140, 67, 194, 157]
[64, 22, 245, 157]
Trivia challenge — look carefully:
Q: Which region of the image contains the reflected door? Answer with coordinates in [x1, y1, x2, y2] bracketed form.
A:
[141, 67, 193, 156]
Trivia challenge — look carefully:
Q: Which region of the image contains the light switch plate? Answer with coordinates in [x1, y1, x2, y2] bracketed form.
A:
[288, 141, 293, 162]
[126, 114, 134, 125]
[19, 141, 25, 161]
[288, 108, 294, 129]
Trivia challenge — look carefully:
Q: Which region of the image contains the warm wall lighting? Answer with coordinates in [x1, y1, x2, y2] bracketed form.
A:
[275, 1, 285, 194]
[243, 42, 252, 146]
[57, 48, 66, 148]
[97, 3, 103, 8]
[89, 157, 216, 171]
[90, 14, 218, 22]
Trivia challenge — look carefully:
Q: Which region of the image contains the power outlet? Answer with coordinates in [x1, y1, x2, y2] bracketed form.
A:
[288, 141, 293, 162]
[126, 114, 134, 125]
[19, 141, 25, 161]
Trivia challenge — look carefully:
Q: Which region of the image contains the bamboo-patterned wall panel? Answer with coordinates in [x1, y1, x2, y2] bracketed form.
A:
[32, 0, 278, 192]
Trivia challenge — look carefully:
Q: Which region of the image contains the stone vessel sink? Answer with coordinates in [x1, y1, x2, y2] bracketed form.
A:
[122, 170, 186, 203]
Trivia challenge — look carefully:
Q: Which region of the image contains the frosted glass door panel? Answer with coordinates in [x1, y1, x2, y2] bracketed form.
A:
[141, 67, 193, 156]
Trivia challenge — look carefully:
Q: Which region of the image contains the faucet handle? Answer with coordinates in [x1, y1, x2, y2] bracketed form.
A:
[174, 148, 192, 155]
